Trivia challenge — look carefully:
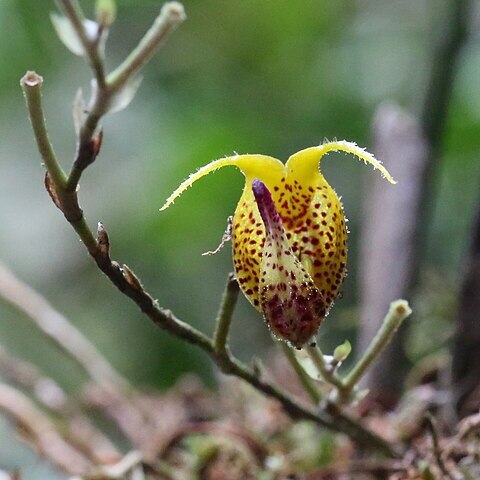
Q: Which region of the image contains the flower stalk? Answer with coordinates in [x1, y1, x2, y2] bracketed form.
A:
[305, 343, 345, 391]
[282, 343, 321, 405]
[213, 273, 240, 355]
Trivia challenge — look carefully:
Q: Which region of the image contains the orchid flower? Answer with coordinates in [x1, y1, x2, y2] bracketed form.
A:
[161, 141, 395, 348]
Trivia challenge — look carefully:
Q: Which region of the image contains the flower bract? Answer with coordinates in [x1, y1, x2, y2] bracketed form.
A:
[161, 141, 395, 347]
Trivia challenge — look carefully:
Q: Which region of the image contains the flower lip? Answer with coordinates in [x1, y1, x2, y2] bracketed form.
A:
[252, 178, 327, 347]
[252, 178, 278, 234]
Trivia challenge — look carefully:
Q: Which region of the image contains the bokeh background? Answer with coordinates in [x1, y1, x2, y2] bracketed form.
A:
[0, 0, 479, 476]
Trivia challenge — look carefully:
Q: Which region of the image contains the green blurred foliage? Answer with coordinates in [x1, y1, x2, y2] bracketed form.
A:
[0, 0, 479, 473]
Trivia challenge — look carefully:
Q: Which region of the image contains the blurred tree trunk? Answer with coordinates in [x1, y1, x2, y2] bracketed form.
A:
[357, 0, 472, 407]
[358, 105, 427, 407]
[451, 198, 480, 417]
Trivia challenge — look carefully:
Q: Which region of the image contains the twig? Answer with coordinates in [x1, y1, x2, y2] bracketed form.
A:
[79, 384, 149, 449]
[217, 352, 397, 456]
[0, 383, 92, 475]
[87, 451, 143, 480]
[443, 410, 480, 461]
[0, 259, 147, 453]
[281, 344, 321, 405]
[0, 260, 128, 391]
[0, 346, 120, 465]
[456, 410, 480, 440]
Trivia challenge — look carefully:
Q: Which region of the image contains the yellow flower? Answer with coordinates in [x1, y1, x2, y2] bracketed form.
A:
[161, 141, 395, 348]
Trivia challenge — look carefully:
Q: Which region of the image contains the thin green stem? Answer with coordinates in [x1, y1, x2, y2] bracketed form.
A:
[70, 216, 100, 254]
[107, 2, 186, 90]
[58, 0, 107, 88]
[343, 300, 412, 394]
[305, 344, 345, 391]
[282, 344, 320, 405]
[213, 273, 239, 354]
[20, 72, 67, 189]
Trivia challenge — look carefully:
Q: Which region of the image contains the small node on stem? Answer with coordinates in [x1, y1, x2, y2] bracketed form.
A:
[91, 128, 104, 159]
[122, 265, 143, 291]
[44, 173, 63, 210]
[96, 222, 110, 257]
[20, 71, 43, 88]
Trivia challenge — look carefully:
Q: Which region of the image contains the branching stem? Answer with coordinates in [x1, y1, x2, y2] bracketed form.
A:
[305, 344, 345, 392]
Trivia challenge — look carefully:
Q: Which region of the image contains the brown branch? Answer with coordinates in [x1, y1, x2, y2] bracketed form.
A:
[0, 260, 129, 391]
[0, 347, 120, 465]
[0, 383, 92, 475]
[0, 258, 148, 453]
